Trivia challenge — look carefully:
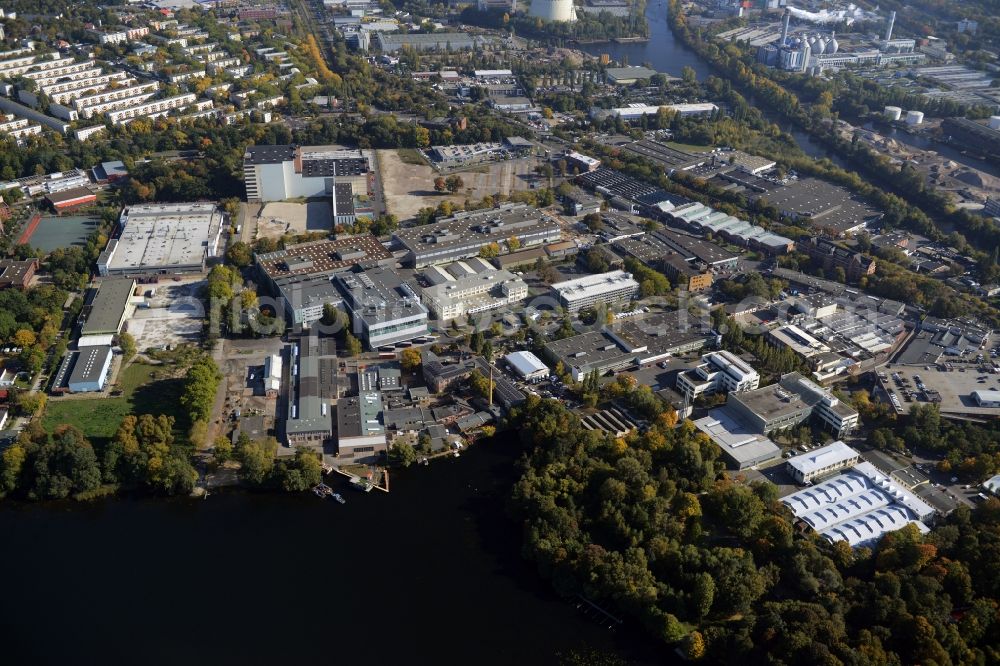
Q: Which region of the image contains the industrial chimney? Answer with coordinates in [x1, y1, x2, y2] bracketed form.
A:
[884, 10, 896, 42]
[780, 9, 791, 47]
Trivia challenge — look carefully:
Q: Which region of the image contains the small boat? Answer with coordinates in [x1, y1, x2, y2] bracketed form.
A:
[453, 451, 460, 458]
[313, 483, 333, 498]
[332, 493, 346, 504]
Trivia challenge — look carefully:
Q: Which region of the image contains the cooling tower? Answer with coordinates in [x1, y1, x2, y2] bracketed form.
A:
[884, 106, 902, 121]
[988, 116, 1000, 130]
[906, 110, 924, 126]
[829, 32, 839, 54]
[529, 0, 577, 22]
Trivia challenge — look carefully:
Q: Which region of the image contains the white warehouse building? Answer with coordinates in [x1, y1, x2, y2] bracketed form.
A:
[782, 462, 935, 548]
[505, 351, 550, 381]
[785, 440, 861, 485]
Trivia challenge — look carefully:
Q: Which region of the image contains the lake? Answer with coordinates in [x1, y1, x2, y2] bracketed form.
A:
[0, 433, 667, 666]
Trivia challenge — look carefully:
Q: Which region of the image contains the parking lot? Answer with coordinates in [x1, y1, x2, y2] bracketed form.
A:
[881, 357, 1000, 416]
[128, 279, 206, 352]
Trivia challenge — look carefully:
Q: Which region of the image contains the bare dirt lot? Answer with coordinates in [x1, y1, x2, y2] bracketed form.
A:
[129, 279, 206, 352]
[378, 149, 544, 220]
[257, 201, 333, 240]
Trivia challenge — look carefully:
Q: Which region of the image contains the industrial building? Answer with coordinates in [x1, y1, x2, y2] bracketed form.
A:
[727, 372, 859, 436]
[243, 144, 372, 202]
[422, 350, 472, 393]
[665, 200, 795, 254]
[336, 392, 387, 463]
[941, 117, 1000, 158]
[504, 351, 550, 381]
[285, 335, 337, 448]
[374, 32, 490, 52]
[256, 237, 393, 327]
[799, 237, 876, 282]
[599, 103, 719, 122]
[676, 350, 760, 402]
[393, 203, 562, 268]
[420, 258, 528, 321]
[781, 462, 935, 548]
[604, 66, 658, 85]
[551, 270, 639, 312]
[973, 390, 1000, 408]
[756, 10, 924, 75]
[97, 203, 224, 277]
[52, 344, 115, 394]
[45, 187, 98, 214]
[544, 310, 714, 381]
[786, 440, 861, 484]
[693, 409, 782, 470]
[334, 267, 429, 349]
[79, 278, 137, 337]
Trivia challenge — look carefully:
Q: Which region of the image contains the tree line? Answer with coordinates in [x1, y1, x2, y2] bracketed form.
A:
[509, 394, 1000, 661]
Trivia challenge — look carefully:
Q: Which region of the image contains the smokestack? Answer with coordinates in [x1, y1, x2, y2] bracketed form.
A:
[884, 10, 896, 42]
[780, 9, 790, 47]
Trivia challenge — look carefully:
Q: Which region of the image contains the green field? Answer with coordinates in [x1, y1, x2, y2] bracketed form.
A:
[42, 363, 187, 447]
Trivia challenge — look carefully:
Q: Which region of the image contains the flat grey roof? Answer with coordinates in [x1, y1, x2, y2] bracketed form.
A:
[394, 203, 558, 257]
[68, 345, 112, 386]
[335, 266, 429, 326]
[244, 144, 296, 165]
[81, 278, 134, 335]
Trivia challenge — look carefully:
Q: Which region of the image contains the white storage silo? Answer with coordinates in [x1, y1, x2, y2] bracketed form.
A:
[905, 110, 924, 126]
[884, 106, 902, 121]
[989, 116, 1000, 130]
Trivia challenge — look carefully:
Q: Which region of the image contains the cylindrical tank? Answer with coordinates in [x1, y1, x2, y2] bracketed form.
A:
[906, 110, 925, 125]
[989, 116, 1000, 130]
[529, 0, 577, 22]
[829, 34, 839, 54]
[817, 37, 828, 54]
[884, 106, 902, 121]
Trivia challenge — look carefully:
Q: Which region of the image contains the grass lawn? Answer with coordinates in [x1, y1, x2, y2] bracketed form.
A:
[42, 362, 188, 447]
[666, 141, 712, 154]
[397, 148, 427, 165]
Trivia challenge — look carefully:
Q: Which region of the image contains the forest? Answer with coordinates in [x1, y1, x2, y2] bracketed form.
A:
[509, 395, 1000, 662]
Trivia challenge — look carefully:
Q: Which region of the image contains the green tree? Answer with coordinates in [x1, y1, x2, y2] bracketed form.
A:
[344, 332, 363, 357]
[226, 241, 252, 268]
[236, 437, 277, 485]
[389, 441, 418, 467]
[213, 435, 233, 463]
[401, 347, 422, 372]
[180, 356, 222, 423]
[119, 331, 137, 362]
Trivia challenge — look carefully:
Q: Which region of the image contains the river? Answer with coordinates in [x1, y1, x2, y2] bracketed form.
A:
[863, 121, 1000, 179]
[578, 1, 843, 163]
[0, 433, 666, 666]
